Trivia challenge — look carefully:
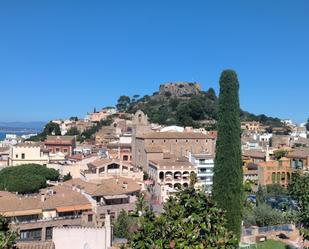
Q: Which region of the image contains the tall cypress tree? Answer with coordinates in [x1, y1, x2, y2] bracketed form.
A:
[213, 70, 243, 240]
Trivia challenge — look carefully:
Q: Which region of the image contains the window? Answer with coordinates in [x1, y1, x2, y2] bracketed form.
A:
[20, 229, 42, 241]
[88, 214, 93, 222]
[15, 154, 18, 158]
[63, 149, 68, 153]
[151, 140, 154, 144]
[21, 153, 25, 159]
[56, 148, 60, 152]
[123, 155, 129, 161]
[186, 139, 188, 143]
[163, 139, 166, 143]
[196, 139, 199, 143]
[45, 227, 53, 240]
[175, 139, 178, 143]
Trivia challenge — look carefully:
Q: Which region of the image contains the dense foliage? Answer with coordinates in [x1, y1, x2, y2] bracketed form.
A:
[273, 149, 289, 160]
[0, 216, 17, 249]
[212, 70, 243, 240]
[66, 127, 80, 136]
[113, 209, 138, 239]
[128, 88, 218, 128]
[117, 86, 282, 128]
[0, 164, 59, 194]
[243, 203, 290, 227]
[131, 187, 238, 248]
[289, 172, 309, 242]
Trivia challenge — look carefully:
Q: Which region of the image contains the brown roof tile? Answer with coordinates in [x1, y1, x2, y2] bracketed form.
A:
[64, 177, 141, 197]
[0, 185, 91, 214]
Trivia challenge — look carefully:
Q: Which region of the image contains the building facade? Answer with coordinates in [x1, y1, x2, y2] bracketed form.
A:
[148, 157, 196, 203]
[189, 153, 214, 193]
[44, 136, 76, 156]
[9, 143, 50, 166]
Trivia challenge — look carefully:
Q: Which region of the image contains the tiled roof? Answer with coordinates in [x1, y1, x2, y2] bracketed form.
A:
[17, 241, 55, 249]
[287, 148, 309, 159]
[0, 185, 91, 214]
[145, 146, 163, 153]
[64, 177, 141, 197]
[136, 132, 212, 139]
[242, 150, 266, 159]
[87, 158, 113, 168]
[45, 136, 75, 144]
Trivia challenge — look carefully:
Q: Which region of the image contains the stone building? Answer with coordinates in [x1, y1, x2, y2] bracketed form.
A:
[133, 131, 215, 171]
[131, 110, 215, 171]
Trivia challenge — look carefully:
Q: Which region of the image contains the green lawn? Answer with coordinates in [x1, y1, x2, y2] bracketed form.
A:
[257, 240, 287, 249]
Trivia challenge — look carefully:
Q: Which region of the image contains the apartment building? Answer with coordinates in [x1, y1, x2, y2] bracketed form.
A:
[63, 177, 141, 221]
[189, 153, 214, 193]
[148, 157, 197, 203]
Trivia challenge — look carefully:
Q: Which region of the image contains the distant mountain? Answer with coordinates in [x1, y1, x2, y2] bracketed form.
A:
[0, 121, 46, 131]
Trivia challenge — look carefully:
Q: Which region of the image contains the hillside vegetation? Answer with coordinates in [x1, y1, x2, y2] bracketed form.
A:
[117, 82, 282, 129]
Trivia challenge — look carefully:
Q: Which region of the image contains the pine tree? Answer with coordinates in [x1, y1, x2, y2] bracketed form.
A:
[213, 70, 243, 240]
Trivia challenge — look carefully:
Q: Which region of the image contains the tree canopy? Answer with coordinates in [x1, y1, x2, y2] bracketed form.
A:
[113, 209, 138, 240]
[116, 95, 131, 112]
[213, 70, 243, 240]
[131, 187, 238, 248]
[66, 127, 80, 136]
[27, 121, 61, 141]
[0, 164, 59, 194]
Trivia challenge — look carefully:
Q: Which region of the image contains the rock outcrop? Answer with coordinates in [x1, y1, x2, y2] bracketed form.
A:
[159, 82, 201, 97]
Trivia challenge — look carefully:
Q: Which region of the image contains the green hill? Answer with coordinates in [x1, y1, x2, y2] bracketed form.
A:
[121, 83, 282, 129]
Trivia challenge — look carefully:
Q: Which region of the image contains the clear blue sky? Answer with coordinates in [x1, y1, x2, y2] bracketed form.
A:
[0, 0, 308, 123]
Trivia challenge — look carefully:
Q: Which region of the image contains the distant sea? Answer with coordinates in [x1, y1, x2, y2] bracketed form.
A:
[0, 132, 5, 141]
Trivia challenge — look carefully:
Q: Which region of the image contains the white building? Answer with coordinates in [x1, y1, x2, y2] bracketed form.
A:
[189, 153, 214, 194]
[9, 143, 50, 166]
[259, 133, 272, 143]
[53, 216, 112, 249]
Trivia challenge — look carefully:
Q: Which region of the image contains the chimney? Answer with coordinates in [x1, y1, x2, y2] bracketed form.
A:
[41, 193, 46, 202]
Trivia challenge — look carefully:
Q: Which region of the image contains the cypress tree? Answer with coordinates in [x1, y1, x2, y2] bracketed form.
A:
[213, 70, 243, 240]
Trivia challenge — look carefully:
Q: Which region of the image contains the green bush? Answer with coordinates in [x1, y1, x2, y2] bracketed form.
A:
[244, 204, 287, 227]
[0, 164, 59, 194]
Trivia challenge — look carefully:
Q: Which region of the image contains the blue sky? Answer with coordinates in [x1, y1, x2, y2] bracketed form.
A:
[0, 0, 308, 123]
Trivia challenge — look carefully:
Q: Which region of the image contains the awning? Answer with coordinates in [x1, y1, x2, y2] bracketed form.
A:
[104, 195, 129, 200]
[2, 209, 42, 217]
[56, 204, 91, 212]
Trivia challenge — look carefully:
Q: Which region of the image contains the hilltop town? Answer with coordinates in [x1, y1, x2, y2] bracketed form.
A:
[0, 82, 308, 249]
